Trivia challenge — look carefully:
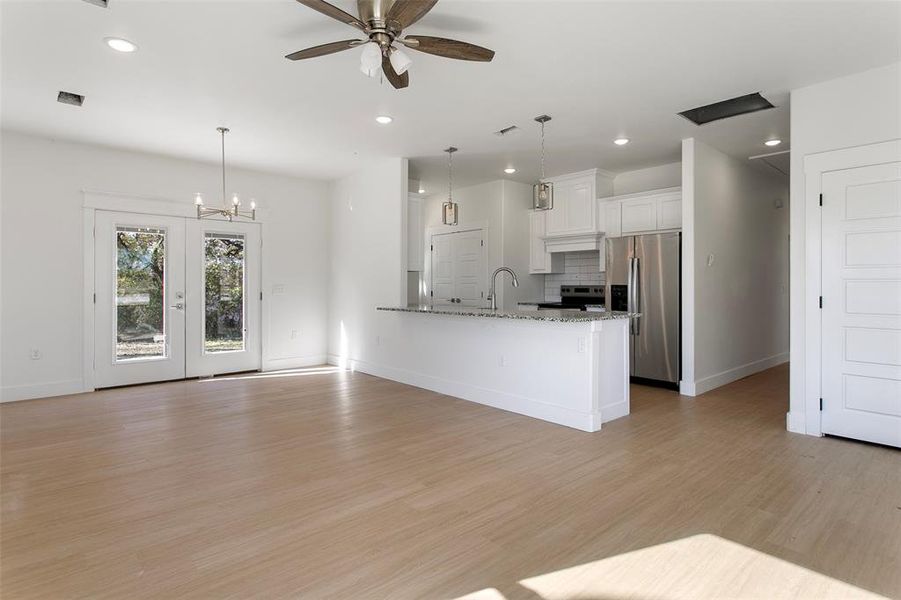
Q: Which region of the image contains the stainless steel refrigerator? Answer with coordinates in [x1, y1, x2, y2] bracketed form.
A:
[605, 233, 681, 388]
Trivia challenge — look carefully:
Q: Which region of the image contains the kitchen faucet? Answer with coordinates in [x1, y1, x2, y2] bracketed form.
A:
[487, 267, 519, 310]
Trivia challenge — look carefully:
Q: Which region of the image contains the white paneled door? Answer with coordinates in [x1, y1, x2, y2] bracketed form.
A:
[821, 162, 901, 447]
[94, 211, 261, 388]
[430, 229, 485, 306]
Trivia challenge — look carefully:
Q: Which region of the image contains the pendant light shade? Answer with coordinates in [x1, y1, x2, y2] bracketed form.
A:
[389, 48, 412, 75]
[360, 42, 382, 77]
[442, 146, 459, 226]
[533, 115, 553, 211]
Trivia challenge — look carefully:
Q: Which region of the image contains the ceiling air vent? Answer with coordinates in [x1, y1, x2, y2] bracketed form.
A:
[494, 125, 520, 137]
[82, 0, 109, 7]
[678, 92, 774, 125]
[57, 91, 85, 107]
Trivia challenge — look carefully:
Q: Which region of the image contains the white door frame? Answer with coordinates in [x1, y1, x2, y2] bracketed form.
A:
[800, 139, 901, 437]
[82, 191, 267, 391]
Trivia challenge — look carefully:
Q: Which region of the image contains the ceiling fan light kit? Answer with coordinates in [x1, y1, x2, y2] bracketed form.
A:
[195, 127, 257, 222]
[287, 0, 495, 90]
[533, 115, 553, 211]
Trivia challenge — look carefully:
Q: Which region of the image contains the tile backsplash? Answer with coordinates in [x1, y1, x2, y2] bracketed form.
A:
[544, 251, 606, 302]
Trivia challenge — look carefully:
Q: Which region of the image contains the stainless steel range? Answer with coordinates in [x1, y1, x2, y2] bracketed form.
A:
[537, 286, 605, 311]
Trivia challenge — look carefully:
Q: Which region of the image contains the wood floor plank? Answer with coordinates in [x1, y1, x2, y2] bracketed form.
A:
[2, 364, 899, 599]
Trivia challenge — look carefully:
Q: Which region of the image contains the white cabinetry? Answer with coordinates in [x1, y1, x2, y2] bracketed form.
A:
[600, 187, 682, 238]
[621, 197, 658, 233]
[529, 210, 564, 274]
[407, 195, 423, 271]
[543, 169, 614, 237]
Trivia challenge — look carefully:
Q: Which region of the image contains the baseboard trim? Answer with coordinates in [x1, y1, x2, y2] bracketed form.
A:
[786, 411, 808, 435]
[262, 355, 328, 372]
[692, 352, 789, 396]
[333, 356, 601, 432]
[1, 379, 85, 403]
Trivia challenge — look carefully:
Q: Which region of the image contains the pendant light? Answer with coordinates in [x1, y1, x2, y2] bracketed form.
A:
[533, 115, 553, 210]
[442, 146, 459, 226]
[195, 127, 257, 221]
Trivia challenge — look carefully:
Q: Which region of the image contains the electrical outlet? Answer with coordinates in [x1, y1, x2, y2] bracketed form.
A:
[499, 355, 509, 367]
[29, 349, 41, 360]
[577, 337, 587, 354]
[290, 329, 299, 340]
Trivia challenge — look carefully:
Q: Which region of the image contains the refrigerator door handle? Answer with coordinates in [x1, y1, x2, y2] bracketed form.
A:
[628, 257, 636, 335]
[633, 257, 641, 336]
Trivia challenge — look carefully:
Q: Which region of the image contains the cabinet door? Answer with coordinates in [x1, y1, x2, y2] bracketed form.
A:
[603, 202, 622, 238]
[544, 183, 568, 236]
[657, 196, 682, 230]
[564, 181, 595, 234]
[621, 198, 657, 233]
[529, 211, 549, 273]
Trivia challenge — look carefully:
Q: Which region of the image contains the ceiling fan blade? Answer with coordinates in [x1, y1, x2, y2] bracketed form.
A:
[403, 35, 494, 61]
[386, 0, 439, 30]
[295, 0, 367, 31]
[382, 54, 409, 89]
[285, 39, 360, 60]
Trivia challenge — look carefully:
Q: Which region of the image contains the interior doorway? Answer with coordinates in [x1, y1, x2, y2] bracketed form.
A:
[92, 210, 261, 388]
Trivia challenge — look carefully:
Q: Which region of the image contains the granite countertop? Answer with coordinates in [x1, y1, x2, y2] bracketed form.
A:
[377, 305, 637, 323]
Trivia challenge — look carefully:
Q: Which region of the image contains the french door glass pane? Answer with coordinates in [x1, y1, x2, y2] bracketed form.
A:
[116, 227, 166, 361]
[204, 232, 245, 353]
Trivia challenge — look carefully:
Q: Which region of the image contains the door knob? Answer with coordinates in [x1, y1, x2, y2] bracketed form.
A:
[170, 302, 184, 310]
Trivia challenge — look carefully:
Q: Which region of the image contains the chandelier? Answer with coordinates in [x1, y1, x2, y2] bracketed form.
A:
[195, 127, 256, 221]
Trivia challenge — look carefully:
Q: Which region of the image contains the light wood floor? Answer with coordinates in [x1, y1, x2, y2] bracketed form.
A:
[2, 364, 899, 599]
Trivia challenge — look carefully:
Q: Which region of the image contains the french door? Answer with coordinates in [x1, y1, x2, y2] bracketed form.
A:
[93, 211, 260, 388]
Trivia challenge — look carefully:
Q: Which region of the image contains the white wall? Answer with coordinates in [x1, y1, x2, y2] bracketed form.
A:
[613, 162, 682, 196]
[788, 62, 901, 434]
[327, 157, 407, 366]
[0, 130, 331, 401]
[682, 138, 789, 396]
[420, 179, 544, 309]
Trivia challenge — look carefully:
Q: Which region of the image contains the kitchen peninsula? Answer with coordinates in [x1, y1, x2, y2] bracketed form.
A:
[371, 306, 637, 432]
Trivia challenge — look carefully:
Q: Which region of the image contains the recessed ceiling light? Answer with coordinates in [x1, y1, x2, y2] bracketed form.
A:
[104, 37, 137, 53]
[504, 168, 516, 174]
[614, 138, 630, 146]
[765, 139, 782, 147]
[375, 115, 393, 125]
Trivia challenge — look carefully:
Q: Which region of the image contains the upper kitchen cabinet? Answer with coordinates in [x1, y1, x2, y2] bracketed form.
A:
[543, 169, 615, 236]
[529, 210, 564, 274]
[600, 187, 682, 238]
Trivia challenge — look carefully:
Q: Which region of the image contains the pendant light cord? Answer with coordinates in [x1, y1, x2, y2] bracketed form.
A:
[221, 129, 227, 207]
[539, 120, 546, 180]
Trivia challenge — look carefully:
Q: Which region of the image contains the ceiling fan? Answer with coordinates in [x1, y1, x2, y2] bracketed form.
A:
[286, 0, 495, 89]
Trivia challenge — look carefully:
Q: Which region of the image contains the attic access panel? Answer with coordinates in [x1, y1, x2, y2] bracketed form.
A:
[679, 92, 774, 125]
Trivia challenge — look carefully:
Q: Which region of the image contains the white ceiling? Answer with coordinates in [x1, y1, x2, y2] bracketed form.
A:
[2, 1, 899, 190]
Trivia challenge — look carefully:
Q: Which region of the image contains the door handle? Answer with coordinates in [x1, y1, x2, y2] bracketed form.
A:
[633, 257, 641, 335]
[628, 257, 636, 335]
[170, 302, 184, 310]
